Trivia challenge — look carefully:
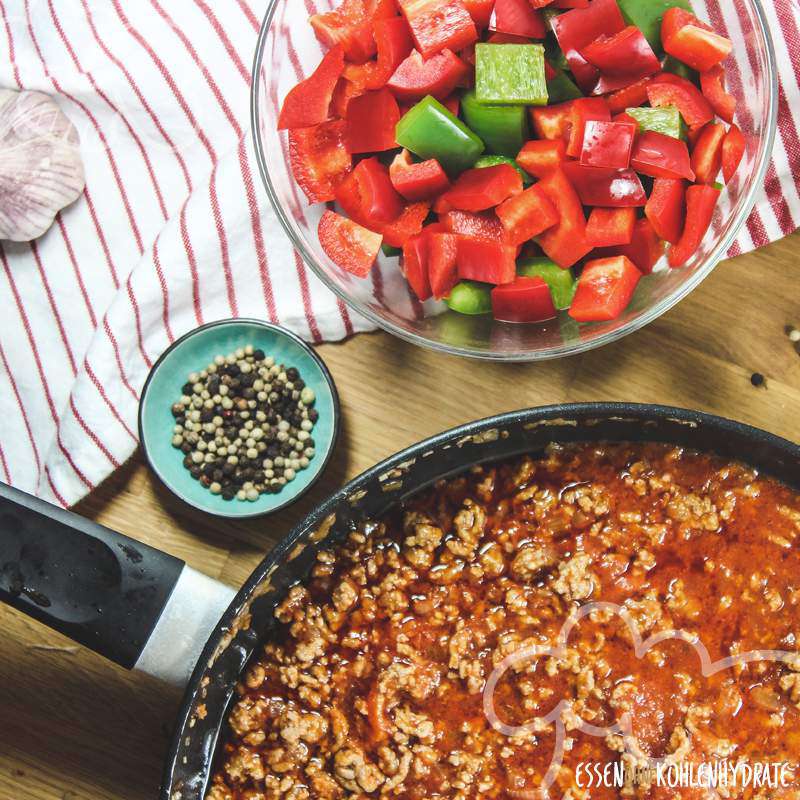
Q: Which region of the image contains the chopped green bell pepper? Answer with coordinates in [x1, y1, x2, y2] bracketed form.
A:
[547, 70, 583, 103]
[381, 243, 402, 257]
[617, 0, 693, 53]
[445, 281, 493, 315]
[661, 54, 698, 83]
[517, 257, 576, 310]
[626, 105, 687, 140]
[396, 95, 484, 175]
[474, 155, 532, 184]
[475, 43, 548, 106]
[462, 90, 528, 157]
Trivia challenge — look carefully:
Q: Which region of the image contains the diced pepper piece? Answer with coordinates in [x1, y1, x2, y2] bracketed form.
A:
[461, 89, 529, 156]
[547, 69, 584, 103]
[616, 0, 692, 53]
[580, 26, 661, 95]
[493, 0, 546, 38]
[647, 74, 714, 129]
[561, 162, 647, 207]
[691, 122, 725, 184]
[536, 168, 592, 268]
[580, 120, 636, 169]
[474, 155, 531, 183]
[721, 123, 745, 184]
[631, 130, 694, 180]
[440, 209, 506, 240]
[396, 95, 484, 174]
[644, 177, 685, 243]
[388, 48, 470, 100]
[345, 89, 400, 153]
[427, 232, 460, 297]
[661, 7, 732, 72]
[566, 97, 610, 158]
[668, 183, 720, 267]
[319, 210, 383, 276]
[462, 0, 495, 28]
[495, 183, 558, 245]
[615, 217, 664, 273]
[517, 256, 577, 309]
[569, 255, 642, 321]
[288, 120, 351, 204]
[366, 17, 415, 89]
[382, 201, 431, 246]
[625, 105, 686, 139]
[335, 157, 404, 230]
[530, 100, 573, 140]
[402, 233, 432, 299]
[389, 149, 451, 200]
[440, 163, 523, 211]
[309, 0, 385, 64]
[699, 65, 735, 124]
[586, 207, 636, 247]
[456, 236, 516, 282]
[445, 280, 493, 313]
[397, 0, 478, 57]
[606, 74, 656, 114]
[474, 43, 548, 105]
[492, 276, 557, 322]
[278, 45, 345, 129]
[516, 139, 566, 178]
[331, 74, 366, 118]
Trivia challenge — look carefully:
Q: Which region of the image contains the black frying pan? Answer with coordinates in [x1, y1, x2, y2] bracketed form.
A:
[1, 403, 799, 799]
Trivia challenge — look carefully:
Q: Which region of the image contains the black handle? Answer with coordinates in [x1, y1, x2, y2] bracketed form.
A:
[0, 481, 184, 669]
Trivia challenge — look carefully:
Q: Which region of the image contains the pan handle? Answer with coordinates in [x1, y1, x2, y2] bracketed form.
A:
[0, 481, 235, 686]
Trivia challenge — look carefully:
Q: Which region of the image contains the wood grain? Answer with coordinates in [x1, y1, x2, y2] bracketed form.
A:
[1, 234, 799, 800]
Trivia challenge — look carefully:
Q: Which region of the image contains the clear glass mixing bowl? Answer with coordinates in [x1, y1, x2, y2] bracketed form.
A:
[251, 0, 777, 361]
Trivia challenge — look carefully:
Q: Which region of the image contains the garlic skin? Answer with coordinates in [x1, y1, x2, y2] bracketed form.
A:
[0, 89, 85, 242]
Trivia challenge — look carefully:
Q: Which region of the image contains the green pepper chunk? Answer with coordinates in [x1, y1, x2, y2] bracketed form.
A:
[381, 243, 402, 257]
[517, 257, 576, 310]
[617, 0, 693, 53]
[474, 155, 532, 184]
[475, 43, 548, 106]
[396, 96, 484, 175]
[626, 106, 687, 140]
[445, 281, 493, 315]
[547, 70, 583, 103]
[461, 90, 528, 157]
[661, 54, 698, 83]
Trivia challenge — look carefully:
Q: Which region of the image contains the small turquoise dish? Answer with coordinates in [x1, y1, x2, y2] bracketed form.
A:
[138, 319, 340, 519]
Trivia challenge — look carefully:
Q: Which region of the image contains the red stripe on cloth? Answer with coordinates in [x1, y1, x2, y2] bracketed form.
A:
[44, 465, 69, 507]
[69, 396, 121, 469]
[126, 277, 153, 369]
[0, 1, 23, 88]
[337, 298, 354, 336]
[83, 187, 121, 289]
[57, 430, 94, 491]
[0, 339, 42, 476]
[102, 318, 140, 402]
[236, 0, 261, 32]
[152, 238, 175, 343]
[83, 358, 138, 443]
[178, 203, 205, 325]
[194, 0, 251, 84]
[294, 250, 322, 342]
[56, 215, 98, 328]
[0, 442, 10, 483]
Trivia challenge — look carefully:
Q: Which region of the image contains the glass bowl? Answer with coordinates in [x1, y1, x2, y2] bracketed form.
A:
[251, 0, 777, 361]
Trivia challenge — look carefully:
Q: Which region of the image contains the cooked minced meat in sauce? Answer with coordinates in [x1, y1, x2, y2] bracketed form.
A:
[207, 443, 800, 800]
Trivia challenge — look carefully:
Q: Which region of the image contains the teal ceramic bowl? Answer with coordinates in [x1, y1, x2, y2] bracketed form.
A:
[138, 319, 340, 518]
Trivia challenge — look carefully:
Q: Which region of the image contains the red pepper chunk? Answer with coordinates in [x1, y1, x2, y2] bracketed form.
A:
[456, 236, 516, 283]
[668, 183, 720, 268]
[427, 232, 460, 298]
[645, 178, 685, 244]
[462, 0, 494, 28]
[662, 7, 732, 73]
[440, 209, 506, 241]
[345, 89, 400, 153]
[366, 16, 415, 89]
[318, 210, 383, 277]
[530, 101, 574, 141]
[278, 45, 345, 130]
[722, 124, 745, 184]
[397, 0, 478, 58]
[492, 277, 557, 323]
[691, 122, 726, 185]
[288, 120, 351, 204]
[562, 162, 647, 207]
[309, 0, 374, 64]
[516, 139, 566, 178]
[647, 74, 714, 129]
[496, 184, 559, 245]
[580, 120, 636, 169]
[569, 255, 642, 321]
[493, 0, 546, 39]
[440, 164, 523, 212]
[699, 65, 736, 124]
[614, 217, 664, 274]
[382, 201, 431, 247]
[580, 26, 661, 95]
[389, 149, 451, 200]
[586, 207, 636, 247]
[631, 131, 695, 181]
[402, 233, 432, 300]
[567, 97, 611, 159]
[536, 168, 592, 268]
[387, 48, 470, 100]
[607, 74, 658, 115]
[335, 157, 404, 230]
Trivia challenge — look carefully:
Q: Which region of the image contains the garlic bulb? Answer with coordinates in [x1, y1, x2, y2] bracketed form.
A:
[0, 89, 85, 242]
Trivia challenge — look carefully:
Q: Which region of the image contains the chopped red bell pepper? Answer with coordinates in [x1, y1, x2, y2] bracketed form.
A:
[566, 97, 611, 158]
[440, 163, 523, 212]
[516, 139, 566, 178]
[606, 74, 658, 115]
[495, 184, 559, 245]
[493, 0, 546, 39]
[647, 73, 714, 129]
[586, 207, 636, 247]
[580, 120, 636, 169]
[580, 26, 661, 95]
[569, 255, 642, 321]
[487, 31, 533, 45]
[397, 0, 478, 58]
[561, 162, 647, 207]
[614, 217, 664, 274]
[644, 177, 685, 244]
[440, 209, 506, 241]
[382, 201, 431, 246]
[345, 88, 400, 153]
[278, 45, 345, 130]
[309, 0, 376, 64]
[335, 156, 404, 229]
[668, 183, 720, 267]
[690, 122, 725, 185]
[630, 130, 694, 181]
[462, 0, 494, 28]
[536, 168, 591, 268]
[491, 276, 557, 322]
[288, 119, 351, 204]
[387, 48, 470, 100]
[661, 7, 732, 73]
[427, 232, 460, 297]
[722, 123, 745, 184]
[699, 65, 735, 124]
[530, 100, 573, 141]
[402, 233, 432, 299]
[456, 236, 516, 283]
[365, 16, 415, 89]
[318, 209, 383, 277]
[331, 75, 366, 118]
[389, 149, 451, 200]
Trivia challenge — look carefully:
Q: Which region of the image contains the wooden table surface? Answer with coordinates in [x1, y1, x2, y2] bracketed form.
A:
[1, 233, 799, 800]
